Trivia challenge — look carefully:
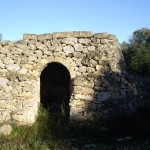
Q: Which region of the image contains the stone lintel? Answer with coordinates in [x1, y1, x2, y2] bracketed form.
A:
[94, 32, 108, 39]
[23, 34, 37, 40]
[37, 33, 52, 41]
[52, 31, 93, 38]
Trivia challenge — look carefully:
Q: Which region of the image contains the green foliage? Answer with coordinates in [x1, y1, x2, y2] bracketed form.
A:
[121, 27, 150, 76]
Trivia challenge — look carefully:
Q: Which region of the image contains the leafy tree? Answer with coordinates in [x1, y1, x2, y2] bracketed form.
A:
[121, 27, 150, 76]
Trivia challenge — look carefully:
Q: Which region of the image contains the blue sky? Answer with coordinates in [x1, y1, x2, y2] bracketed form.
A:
[0, 0, 150, 43]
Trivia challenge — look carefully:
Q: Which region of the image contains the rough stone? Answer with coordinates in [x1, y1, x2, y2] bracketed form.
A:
[94, 32, 108, 39]
[61, 37, 77, 45]
[74, 94, 93, 101]
[78, 66, 87, 73]
[63, 45, 74, 54]
[38, 33, 52, 40]
[23, 34, 37, 40]
[87, 46, 95, 51]
[6, 64, 20, 72]
[0, 60, 5, 69]
[3, 57, 14, 65]
[78, 38, 91, 45]
[36, 42, 47, 50]
[74, 43, 83, 51]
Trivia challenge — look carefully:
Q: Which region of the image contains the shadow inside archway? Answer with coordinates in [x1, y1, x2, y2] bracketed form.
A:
[40, 62, 71, 123]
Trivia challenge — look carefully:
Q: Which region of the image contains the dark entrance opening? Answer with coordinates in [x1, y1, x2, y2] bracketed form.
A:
[40, 62, 71, 120]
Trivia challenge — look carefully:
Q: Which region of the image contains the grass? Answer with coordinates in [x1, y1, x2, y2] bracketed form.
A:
[0, 107, 71, 150]
[0, 106, 150, 150]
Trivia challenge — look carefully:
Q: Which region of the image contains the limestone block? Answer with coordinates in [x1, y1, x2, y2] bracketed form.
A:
[74, 43, 83, 51]
[12, 114, 36, 125]
[82, 48, 88, 53]
[44, 40, 51, 48]
[87, 46, 95, 51]
[74, 94, 93, 101]
[12, 102, 38, 125]
[96, 65, 104, 71]
[72, 32, 93, 38]
[63, 45, 74, 54]
[89, 59, 98, 67]
[97, 92, 110, 101]
[22, 50, 33, 57]
[20, 92, 34, 99]
[101, 39, 108, 44]
[38, 33, 52, 41]
[70, 107, 83, 116]
[42, 49, 53, 56]
[28, 55, 37, 62]
[3, 57, 14, 65]
[87, 80, 95, 88]
[0, 46, 9, 54]
[61, 37, 77, 45]
[73, 77, 89, 86]
[0, 124, 12, 135]
[94, 33, 108, 39]
[52, 32, 93, 38]
[0, 77, 9, 86]
[74, 86, 95, 95]
[16, 101, 23, 110]
[27, 43, 36, 50]
[11, 47, 23, 55]
[74, 52, 83, 58]
[52, 32, 73, 38]
[54, 45, 62, 52]
[22, 100, 35, 108]
[69, 100, 86, 107]
[36, 42, 47, 50]
[78, 66, 86, 73]
[75, 58, 82, 67]
[23, 34, 37, 40]
[78, 38, 91, 45]
[0, 100, 17, 111]
[6, 64, 20, 72]
[4, 85, 13, 93]
[86, 67, 95, 73]
[18, 68, 27, 75]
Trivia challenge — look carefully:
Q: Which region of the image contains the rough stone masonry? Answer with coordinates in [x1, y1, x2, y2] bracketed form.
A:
[0, 32, 141, 132]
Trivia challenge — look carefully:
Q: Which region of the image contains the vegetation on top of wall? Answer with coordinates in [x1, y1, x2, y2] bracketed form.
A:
[121, 27, 150, 76]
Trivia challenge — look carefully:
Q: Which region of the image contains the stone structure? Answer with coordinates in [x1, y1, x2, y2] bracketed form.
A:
[0, 32, 141, 130]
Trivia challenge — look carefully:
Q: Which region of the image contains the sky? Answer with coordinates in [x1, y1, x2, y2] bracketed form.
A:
[0, 0, 150, 43]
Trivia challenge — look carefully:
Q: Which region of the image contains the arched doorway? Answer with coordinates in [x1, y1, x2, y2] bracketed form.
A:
[40, 62, 71, 120]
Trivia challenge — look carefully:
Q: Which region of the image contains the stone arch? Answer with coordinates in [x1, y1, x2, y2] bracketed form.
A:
[40, 61, 71, 119]
[37, 56, 76, 79]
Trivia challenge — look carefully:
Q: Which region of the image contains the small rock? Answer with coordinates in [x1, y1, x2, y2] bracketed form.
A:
[63, 45, 74, 54]
[78, 66, 86, 73]
[0, 124, 12, 135]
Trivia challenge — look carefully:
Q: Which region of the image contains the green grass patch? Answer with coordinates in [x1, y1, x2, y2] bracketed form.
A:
[0, 106, 150, 150]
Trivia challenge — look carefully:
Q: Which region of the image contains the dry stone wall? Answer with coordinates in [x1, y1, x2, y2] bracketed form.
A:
[0, 32, 139, 127]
